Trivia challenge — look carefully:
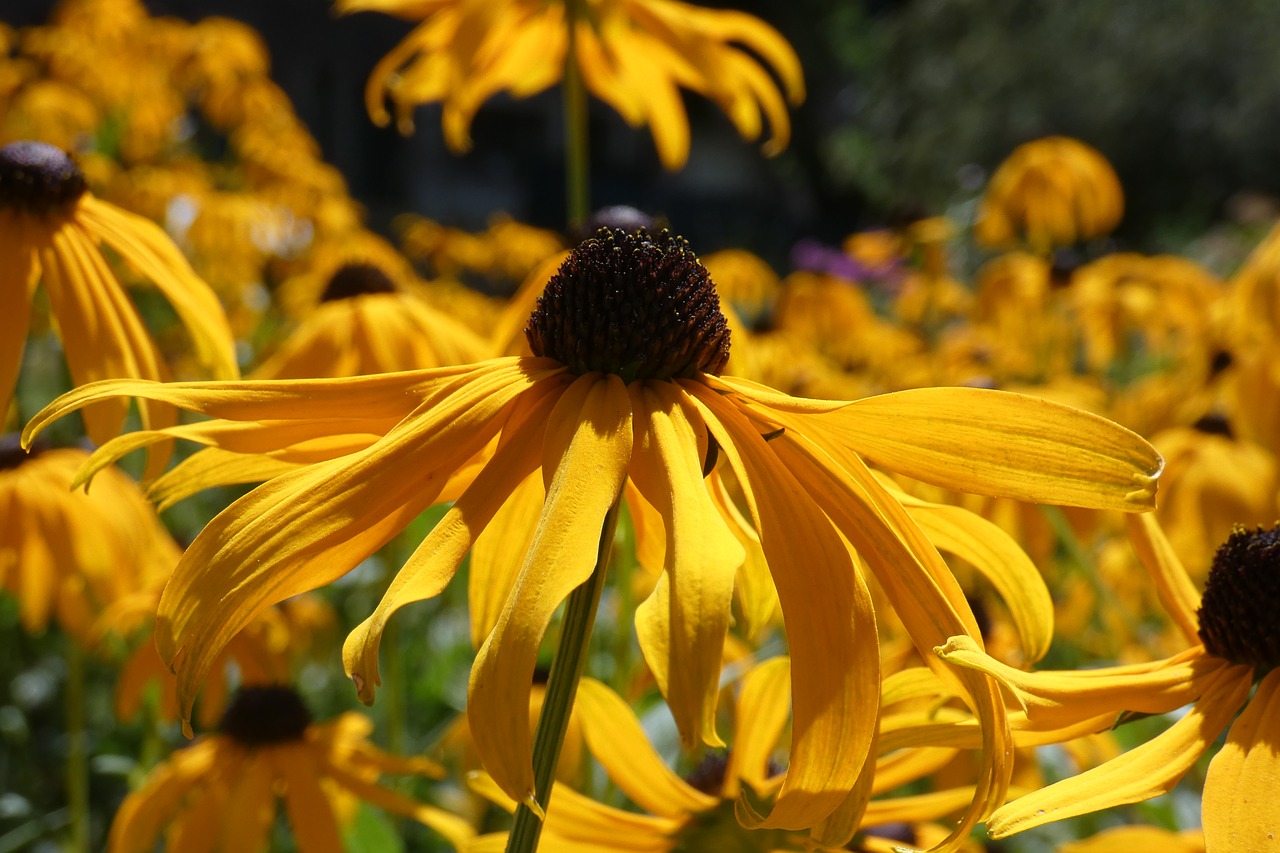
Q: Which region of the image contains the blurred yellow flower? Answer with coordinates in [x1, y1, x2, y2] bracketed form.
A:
[339, 0, 804, 170]
[0, 438, 176, 643]
[107, 685, 473, 853]
[0, 141, 238, 473]
[975, 136, 1124, 253]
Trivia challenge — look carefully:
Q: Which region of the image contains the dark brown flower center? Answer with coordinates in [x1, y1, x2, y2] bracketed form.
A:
[1198, 523, 1280, 670]
[219, 685, 312, 746]
[319, 262, 398, 302]
[0, 141, 88, 215]
[1192, 413, 1234, 439]
[525, 227, 731, 381]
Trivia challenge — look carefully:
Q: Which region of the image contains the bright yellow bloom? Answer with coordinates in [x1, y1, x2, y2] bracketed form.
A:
[937, 515, 1280, 849]
[975, 137, 1124, 253]
[0, 141, 238, 473]
[26, 227, 1160, 843]
[338, 0, 805, 170]
[0, 438, 177, 643]
[1059, 825, 1204, 853]
[107, 685, 473, 853]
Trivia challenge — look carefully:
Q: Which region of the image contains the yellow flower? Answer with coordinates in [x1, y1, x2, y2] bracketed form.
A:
[27, 227, 1160, 840]
[338, 0, 804, 170]
[974, 137, 1124, 253]
[107, 685, 474, 853]
[0, 141, 238, 473]
[1059, 825, 1204, 853]
[251, 260, 488, 379]
[937, 515, 1280, 850]
[0, 437, 177, 643]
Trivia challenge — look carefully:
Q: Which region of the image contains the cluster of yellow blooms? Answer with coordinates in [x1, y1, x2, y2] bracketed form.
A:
[2, 1, 1279, 853]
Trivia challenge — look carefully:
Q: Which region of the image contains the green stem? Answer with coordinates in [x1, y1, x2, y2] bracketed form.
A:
[65, 639, 88, 853]
[505, 497, 622, 853]
[562, 0, 590, 230]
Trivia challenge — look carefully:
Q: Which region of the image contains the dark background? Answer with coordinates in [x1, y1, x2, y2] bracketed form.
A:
[10, 0, 1280, 268]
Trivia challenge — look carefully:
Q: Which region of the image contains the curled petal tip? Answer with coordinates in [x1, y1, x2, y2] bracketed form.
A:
[181, 719, 194, 740]
[521, 793, 545, 821]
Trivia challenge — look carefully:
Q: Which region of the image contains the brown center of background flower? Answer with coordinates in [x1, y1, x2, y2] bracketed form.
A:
[1198, 523, 1280, 670]
[319, 262, 399, 302]
[218, 685, 313, 745]
[0, 141, 88, 215]
[525, 227, 731, 381]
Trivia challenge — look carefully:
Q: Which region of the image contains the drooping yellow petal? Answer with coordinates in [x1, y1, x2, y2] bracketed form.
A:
[747, 402, 1010, 852]
[780, 386, 1162, 511]
[1124, 512, 1203, 645]
[708, 471, 778, 640]
[574, 677, 718, 818]
[987, 664, 1252, 837]
[468, 373, 633, 808]
[218, 751, 276, 853]
[76, 196, 238, 380]
[105, 739, 221, 853]
[629, 380, 744, 749]
[1203, 666, 1280, 851]
[469, 466, 545, 649]
[723, 656, 793, 799]
[937, 635, 1223, 734]
[688, 383, 872, 830]
[272, 744, 343, 853]
[160, 364, 539, 730]
[896, 489, 1055, 663]
[146, 449, 305, 511]
[320, 760, 475, 851]
[0, 221, 38, 414]
[344, 382, 561, 703]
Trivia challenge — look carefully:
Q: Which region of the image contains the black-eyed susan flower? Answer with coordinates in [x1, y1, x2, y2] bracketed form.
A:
[338, 0, 804, 170]
[974, 137, 1124, 254]
[0, 435, 176, 643]
[26, 227, 1161, 843]
[937, 514, 1280, 849]
[107, 685, 474, 853]
[0, 140, 238, 473]
[252, 259, 487, 380]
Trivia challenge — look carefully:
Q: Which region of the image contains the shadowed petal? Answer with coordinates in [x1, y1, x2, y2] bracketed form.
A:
[1124, 512, 1203, 646]
[1203, 667, 1280, 851]
[687, 383, 871, 831]
[629, 380, 744, 749]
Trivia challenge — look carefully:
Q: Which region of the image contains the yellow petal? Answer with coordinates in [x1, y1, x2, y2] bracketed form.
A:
[937, 635, 1222, 734]
[898, 492, 1054, 663]
[146, 449, 304, 511]
[0, 222, 37, 415]
[987, 663, 1252, 837]
[320, 760, 475, 851]
[76, 197, 239, 380]
[574, 677, 718, 818]
[813, 387, 1163, 511]
[160, 365, 535, 728]
[724, 656, 793, 799]
[1124, 513, 1202, 646]
[1203, 667, 1280, 851]
[469, 467, 544, 649]
[272, 744, 342, 853]
[628, 380, 743, 748]
[344, 383, 558, 703]
[468, 374, 632, 807]
[689, 383, 873, 830]
[219, 751, 276, 853]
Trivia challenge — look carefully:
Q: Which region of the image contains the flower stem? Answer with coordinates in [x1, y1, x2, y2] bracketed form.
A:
[562, 0, 589, 230]
[65, 638, 88, 853]
[505, 497, 621, 853]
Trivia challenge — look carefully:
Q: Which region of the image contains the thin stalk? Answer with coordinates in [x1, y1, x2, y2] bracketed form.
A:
[562, 0, 590, 229]
[505, 497, 622, 853]
[65, 639, 88, 853]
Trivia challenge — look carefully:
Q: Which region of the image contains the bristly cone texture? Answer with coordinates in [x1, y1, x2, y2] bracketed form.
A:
[0, 140, 87, 214]
[219, 685, 313, 746]
[525, 227, 731, 382]
[1198, 523, 1280, 670]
